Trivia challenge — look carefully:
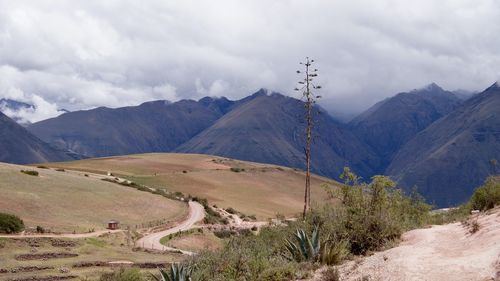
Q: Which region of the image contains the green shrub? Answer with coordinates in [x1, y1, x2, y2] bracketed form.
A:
[36, 165, 49, 169]
[0, 213, 25, 234]
[188, 167, 432, 279]
[213, 229, 234, 239]
[20, 170, 38, 176]
[321, 169, 431, 254]
[469, 178, 500, 211]
[152, 264, 193, 281]
[230, 167, 245, 173]
[225, 207, 237, 214]
[192, 226, 303, 281]
[36, 225, 45, 234]
[55, 168, 65, 172]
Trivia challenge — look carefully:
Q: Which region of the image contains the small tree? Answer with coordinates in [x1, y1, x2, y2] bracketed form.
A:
[0, 212, 25, 234]
[295, 57, 321, 219]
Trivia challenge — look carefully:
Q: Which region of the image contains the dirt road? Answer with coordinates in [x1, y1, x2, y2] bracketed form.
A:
[136, 201, 205, 255]
[0, 229, 122, 238]
[333, 209, 500, 281]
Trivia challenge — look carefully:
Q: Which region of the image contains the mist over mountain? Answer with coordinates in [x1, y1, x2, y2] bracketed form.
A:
[28, 98, 234, 157]
[0, 99, 35, 125]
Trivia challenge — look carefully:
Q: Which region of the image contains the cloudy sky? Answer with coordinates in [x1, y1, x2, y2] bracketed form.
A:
[1, 0, 500, 122]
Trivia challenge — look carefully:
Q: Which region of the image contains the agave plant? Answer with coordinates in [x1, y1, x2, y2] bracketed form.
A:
[284, 225, 321, 262]
[151, 263, 193, 281]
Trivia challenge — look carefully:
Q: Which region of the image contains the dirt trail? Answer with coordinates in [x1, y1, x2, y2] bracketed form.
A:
[332, 209, 500, 281]
[136, 201, 205, 255]
[0, 229, 122, 238]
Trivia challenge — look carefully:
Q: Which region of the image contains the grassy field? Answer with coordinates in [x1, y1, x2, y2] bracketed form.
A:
[160, 229, 223, 252]
[48, 153, 338, 219]
[0, 233, 183, 280]
[0, 162, 187, 233]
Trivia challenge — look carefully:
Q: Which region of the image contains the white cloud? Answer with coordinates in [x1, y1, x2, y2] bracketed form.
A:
[0, 0, 499, 122]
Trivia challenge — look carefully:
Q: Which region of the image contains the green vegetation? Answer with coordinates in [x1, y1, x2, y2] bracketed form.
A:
[230, 167, 245, 172]
[0, 212, 24, 234]
[160, 229, 203, 246]
[102, 177, 189, 203]
[327, 168, 431, 254]
[36, 165, 49, 169]
[181, 168, 431, 280]
[20, 169, 38, 176]
[284, 225, 321, 262]
[152, 264, 193, 281]
[469, 177, 500, 211]
[192, 197, 228, 225]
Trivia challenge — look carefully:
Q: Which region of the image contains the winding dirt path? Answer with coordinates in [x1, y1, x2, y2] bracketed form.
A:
[136, 201, 205, 255]
[0, 229, 123, 238]
[331, 209, 500, 281]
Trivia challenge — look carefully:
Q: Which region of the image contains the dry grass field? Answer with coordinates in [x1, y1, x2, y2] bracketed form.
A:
[0, 162, 187, 233]
[160, 229, 223, 252]
[48, 153, 339, 219]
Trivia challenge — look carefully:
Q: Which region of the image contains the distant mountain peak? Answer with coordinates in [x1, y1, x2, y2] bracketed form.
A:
[415, 82, 444, 93]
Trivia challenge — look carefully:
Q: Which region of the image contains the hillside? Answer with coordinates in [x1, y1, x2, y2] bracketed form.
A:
[47, 153, 338, 219]
[28, 89, 380, 181]
[0, 162, 187, 233]
[0, 111, 74, 164]
[177, 92, 381, 180]
[387, 83, 500, 206]
[349, 83, 462, 170]
[28, 98, 234, 157]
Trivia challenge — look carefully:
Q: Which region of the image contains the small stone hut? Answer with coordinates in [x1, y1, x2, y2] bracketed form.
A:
[107, 220, 120, 230]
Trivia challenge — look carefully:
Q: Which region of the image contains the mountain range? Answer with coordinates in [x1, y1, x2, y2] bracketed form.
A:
[387, 83, 500, 206]
[0, 111, 75, 164]
[0, 83, 498, 206]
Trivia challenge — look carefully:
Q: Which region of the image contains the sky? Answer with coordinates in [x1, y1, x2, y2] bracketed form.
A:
[0, 0, 500, 123]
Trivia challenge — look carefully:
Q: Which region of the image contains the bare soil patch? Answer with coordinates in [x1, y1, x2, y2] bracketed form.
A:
[8, 276, 77, 281]
[15, 253, 78, 261]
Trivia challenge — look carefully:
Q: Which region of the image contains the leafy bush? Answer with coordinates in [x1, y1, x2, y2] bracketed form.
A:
[225, 207, 237, 214]
[188, 167, 432, 279]
[55, 168, 65, 172]
[20, 170, 38, 176]
[320, 168, 431, 254]
[469, 177, 500, 211]
[230, 167, 245, 173]
[36, 165, 49, 169]
[0, 213, 25, 234]
[36, 225, 45, 233]
[191, 226, 303, 281]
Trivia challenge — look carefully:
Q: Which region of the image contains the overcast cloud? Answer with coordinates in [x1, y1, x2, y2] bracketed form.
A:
[0, 0, 499, 122]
